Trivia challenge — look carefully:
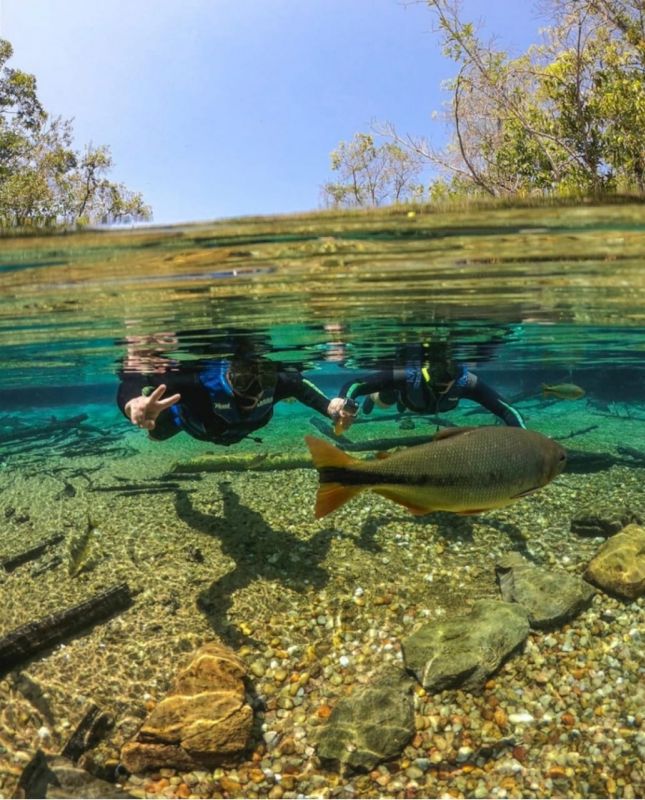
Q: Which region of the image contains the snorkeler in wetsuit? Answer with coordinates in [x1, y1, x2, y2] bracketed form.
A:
[338, 343, 526, 429]
[118, 356, 355, 445]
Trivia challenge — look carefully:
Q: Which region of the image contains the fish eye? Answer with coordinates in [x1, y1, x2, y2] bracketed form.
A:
[559, 453, 567, 461]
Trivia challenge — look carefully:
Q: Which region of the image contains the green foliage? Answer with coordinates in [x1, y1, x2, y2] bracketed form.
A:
[346, 0, 645, 202]
[0, 38, 152, 229]
[321, 133, 425, 208]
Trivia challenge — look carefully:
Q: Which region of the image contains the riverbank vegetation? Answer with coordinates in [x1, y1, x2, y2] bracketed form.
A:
[0, 39, 151, 230]
[322, 0, 645, 207]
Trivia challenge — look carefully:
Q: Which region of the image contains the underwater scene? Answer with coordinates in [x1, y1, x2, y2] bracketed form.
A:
[0, 203, 644, 800]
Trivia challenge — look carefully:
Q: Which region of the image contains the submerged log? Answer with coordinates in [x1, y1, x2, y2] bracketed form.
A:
[589, 409, 645, 423]
[308, 414, 452, 442]
[89, 482, 184, 494]
[308, 415, 443, 447]
[617, 444, 645, 463]
[0, 583, 133, 674]
[170, 434, 440, 475]
[0, 414, 88, 446]
[170, 451, 311, 474]
[170, 437, 642, 478]
[1, 534, 64, 573]
[565, 449, 639, 473]
[345, 434, 436, 451]
[351, 411, 455, 427]
[558, 424, 599, 442]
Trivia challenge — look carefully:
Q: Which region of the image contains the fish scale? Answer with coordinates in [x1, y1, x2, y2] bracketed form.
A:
[306, 426, 567, 518]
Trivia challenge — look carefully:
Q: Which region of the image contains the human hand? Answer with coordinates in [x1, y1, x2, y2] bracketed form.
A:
[328, 397, 358, 432]
[125, 384, 181, 431]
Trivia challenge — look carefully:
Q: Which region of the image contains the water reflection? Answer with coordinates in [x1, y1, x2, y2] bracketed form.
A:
[0, 206, 642, 399]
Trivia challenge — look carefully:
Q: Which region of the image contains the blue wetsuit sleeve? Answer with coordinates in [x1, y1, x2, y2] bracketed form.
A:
[463, 375, 526, 428]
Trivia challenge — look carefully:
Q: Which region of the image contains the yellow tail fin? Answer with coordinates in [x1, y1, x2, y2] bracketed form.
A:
[314, 483, 362, 518]
[305, 435, 362, 518]
[305, 435, 355, 469]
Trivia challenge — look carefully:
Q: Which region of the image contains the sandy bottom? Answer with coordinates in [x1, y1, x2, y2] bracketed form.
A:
[0, 400, 643, 799]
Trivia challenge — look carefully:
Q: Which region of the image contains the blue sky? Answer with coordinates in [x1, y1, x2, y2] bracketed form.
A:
[0, 1, 543, 224]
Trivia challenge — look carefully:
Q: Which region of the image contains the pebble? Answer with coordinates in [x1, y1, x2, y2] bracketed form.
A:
[3, 451, 644, 800]
[509, 711, 535, 725]
[263, 730, 279, 747]
[250, 660, 266, 678]
[456, 746, 474, 763]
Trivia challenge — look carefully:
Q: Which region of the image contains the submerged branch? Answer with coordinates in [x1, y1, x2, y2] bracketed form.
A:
[0, 583, 133, 674]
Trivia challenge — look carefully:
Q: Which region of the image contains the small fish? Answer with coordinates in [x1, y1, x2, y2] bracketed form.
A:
[542, 383, 585, 400]
[305, 426, 566, 519]
[247, 453, 269, 469]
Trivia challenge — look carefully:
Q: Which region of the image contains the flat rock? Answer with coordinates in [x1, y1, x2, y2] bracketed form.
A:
[120, 642, 253, 773]
[401, 599, 530, 692]
[495, 551, 595, 628]
[316, 666, 415, 771]
[584, 523, 645, 600]
[571, 506, 641, 537]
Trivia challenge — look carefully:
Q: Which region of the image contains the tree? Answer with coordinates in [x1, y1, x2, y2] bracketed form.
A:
[0, 38, 151, 228]
[321, 132, 425, 208]
[375, 0, 645, 198]
[573, 0, 645, 190]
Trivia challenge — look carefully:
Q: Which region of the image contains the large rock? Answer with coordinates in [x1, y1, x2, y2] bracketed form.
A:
[495, 552, 595, 628]
[316, 666, 415, 771]
[120, 642, 253, 772]
[571, 506, 641, 537]
[584, 523, 645, 600]
[402, 600, 529, 692]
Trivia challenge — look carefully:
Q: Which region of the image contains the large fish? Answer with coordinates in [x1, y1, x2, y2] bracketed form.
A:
[542, 383, 585, 400]
[305, 426, 566, 519]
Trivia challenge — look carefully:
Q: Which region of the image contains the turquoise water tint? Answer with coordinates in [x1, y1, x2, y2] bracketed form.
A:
[0, 204, 643, 799]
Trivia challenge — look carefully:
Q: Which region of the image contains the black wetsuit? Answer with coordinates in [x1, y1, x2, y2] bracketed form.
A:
[340, 367, 525, 428]
[117, 363, 332, 445]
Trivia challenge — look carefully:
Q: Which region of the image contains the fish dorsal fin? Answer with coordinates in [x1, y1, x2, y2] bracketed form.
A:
[433, 426, 477, 441]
